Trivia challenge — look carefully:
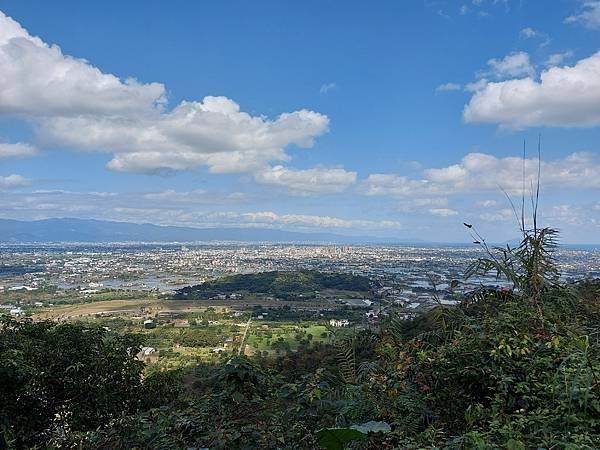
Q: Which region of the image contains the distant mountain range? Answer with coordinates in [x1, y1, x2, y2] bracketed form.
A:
[0, 218, 410, 244]
[0, 218, 596, 248]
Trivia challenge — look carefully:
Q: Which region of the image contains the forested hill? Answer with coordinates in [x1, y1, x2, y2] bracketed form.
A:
[174, 270, 371, 300]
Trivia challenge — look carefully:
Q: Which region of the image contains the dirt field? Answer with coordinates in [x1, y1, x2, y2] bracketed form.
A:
[33, 296, 331, 319]
[33, 298, 159, 319]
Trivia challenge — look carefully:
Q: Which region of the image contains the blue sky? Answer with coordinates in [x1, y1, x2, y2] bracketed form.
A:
[0, 0, 600, 243]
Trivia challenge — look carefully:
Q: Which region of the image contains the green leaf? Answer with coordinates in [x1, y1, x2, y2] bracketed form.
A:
[231, 391, 245, 403]
[315, 428, 367, 450]
[506, 438, 525, 450]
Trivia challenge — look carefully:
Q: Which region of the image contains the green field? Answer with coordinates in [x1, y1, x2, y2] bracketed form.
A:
[247, 322, 330, 353]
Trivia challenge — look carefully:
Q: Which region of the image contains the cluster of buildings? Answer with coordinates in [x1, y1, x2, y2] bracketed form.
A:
[1, 242, 599, 317]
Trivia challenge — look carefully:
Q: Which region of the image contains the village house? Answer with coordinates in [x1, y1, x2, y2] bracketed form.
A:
[136, 347, 158, 363]
[329, 318, 350, 327]
[173, 319, 190, 328]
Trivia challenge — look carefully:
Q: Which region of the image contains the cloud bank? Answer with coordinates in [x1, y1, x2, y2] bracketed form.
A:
[363, 152, 600, 197]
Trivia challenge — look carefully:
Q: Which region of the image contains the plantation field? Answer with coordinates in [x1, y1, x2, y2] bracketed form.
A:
[156, 346, 222, 370]
[247, 322, 331, 353]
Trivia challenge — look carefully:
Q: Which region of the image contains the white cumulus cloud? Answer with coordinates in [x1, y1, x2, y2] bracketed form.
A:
[464, 51, 600, 128]
[436, 82, 462, 92]
[486, 51, 535, 79]
[362, 174, 432, 197]
[429, 208, 459, 217]
[545, 51, 574, 67]
[253, 165, 357, 195]
[519, 27, 551, 46]
[0, 12, 165, 117]
[0, 142, 38, 158]
[0, 11, 338, 191]
[41, 98, 330, 175]
[0, 174, 31, 188]
[519, 27, 538, 39]
[476, 199, 497, 208]
[565, 1, 600, 29]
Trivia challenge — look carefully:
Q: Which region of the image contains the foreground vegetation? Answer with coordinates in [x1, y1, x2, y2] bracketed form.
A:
[1, 228, 599, 449]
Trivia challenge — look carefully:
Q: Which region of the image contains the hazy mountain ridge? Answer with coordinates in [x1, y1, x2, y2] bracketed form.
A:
[0, 218, 404, 244]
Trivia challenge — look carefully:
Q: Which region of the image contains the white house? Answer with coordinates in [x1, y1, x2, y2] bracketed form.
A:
[136, 347, 158, 362]
[329, 318, 350, 327]
[10, 307, 24, 316]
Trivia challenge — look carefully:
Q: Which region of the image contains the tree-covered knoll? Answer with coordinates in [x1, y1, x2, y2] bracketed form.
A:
[174, 269, 371, 300]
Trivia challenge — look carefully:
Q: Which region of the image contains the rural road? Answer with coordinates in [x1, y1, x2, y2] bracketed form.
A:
[238, 315, 253, 356]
